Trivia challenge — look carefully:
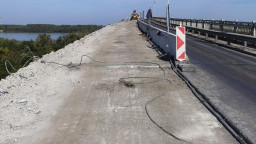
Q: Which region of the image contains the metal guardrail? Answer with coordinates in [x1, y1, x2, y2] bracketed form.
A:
[154, 17, 256, 37]
[153, 17, 256, 49]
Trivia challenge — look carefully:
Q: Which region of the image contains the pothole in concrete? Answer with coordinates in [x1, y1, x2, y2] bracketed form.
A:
[114, 41, 126, 44]
[122, 81, 135, 88]
[119, 77, 163, 88]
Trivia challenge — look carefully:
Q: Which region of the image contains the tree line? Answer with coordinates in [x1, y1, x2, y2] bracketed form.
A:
[0, 24, 103, 33]
[0, 26, 102, 79]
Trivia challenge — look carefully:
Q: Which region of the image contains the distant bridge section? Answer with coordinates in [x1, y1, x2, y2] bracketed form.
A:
[153, 17, 256, 50]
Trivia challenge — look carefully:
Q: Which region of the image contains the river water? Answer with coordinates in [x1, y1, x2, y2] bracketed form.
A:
[0, 33, 67, 41]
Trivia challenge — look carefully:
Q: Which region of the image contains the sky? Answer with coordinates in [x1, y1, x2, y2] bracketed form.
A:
[0, 0, 255, 25]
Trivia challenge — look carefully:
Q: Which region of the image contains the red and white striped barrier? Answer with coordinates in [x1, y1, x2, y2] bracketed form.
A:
[176, 27, 186, 61]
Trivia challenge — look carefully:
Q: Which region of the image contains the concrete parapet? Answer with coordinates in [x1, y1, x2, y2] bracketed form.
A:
[138, 20, 176, 58]
[138, 20, 190, 63]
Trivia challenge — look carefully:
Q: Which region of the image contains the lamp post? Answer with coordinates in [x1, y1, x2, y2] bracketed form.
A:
[166, 0, 170, 32]
[154, 0, 156, 17]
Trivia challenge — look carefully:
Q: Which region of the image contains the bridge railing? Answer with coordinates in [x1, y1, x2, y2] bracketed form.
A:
[154, 17, 256, 37]
[153, 17, 256, 50]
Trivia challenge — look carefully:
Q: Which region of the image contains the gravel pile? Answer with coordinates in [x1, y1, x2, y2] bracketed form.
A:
[0, 24, 115, 143]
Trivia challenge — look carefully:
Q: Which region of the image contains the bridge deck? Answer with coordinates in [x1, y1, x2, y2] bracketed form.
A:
[184, 35, 256, 143]
[0, 21, 236, 144]
[20, 21, 236, 144]
[141, 19, 256, 143]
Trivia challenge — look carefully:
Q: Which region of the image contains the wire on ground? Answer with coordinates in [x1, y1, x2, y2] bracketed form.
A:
[40, 52, 191, 143]
[3, 44, 189, 143]
[5, 46, 40, 75]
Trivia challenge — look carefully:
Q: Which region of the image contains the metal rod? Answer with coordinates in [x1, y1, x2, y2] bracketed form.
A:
[143, 11, 144, 20]
[154, 0, 156, 17]
[166, 2, 170, 32]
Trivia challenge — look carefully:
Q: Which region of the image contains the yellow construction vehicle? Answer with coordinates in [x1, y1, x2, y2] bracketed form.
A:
[130, 10, 138, 20]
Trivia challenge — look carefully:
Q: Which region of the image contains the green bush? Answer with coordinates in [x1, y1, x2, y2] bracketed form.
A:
[0, 32, 95, 80]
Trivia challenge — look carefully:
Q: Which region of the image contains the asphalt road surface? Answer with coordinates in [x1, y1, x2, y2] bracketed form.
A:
[184, 36, 256, 143]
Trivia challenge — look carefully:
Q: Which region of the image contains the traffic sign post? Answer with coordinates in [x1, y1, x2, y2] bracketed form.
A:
[176, 27, 186, 61]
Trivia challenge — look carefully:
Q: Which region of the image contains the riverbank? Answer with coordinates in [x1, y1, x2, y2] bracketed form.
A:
[0, 31, 99, 79]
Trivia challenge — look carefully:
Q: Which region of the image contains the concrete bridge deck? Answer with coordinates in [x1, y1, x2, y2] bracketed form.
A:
[0, 21, 239, 144]
[18, 21, 237, 144]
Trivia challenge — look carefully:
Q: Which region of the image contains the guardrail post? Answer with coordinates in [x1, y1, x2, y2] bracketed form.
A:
[220, 20, 224, 31]
[253, 25, 256, 37]
[215, 35, 218, 42]
[198, 31, 201, 37]
[206, 33, 209, 39]
[210, 20, 213, 30]
[244, 41, 247, 49]
[234, 26, 237, 33]
[202, 20, 205, 29]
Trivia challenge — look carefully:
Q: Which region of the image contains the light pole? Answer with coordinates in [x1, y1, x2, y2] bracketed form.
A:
[166, 0, 170, 32]
[154, 0, 156, 17]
